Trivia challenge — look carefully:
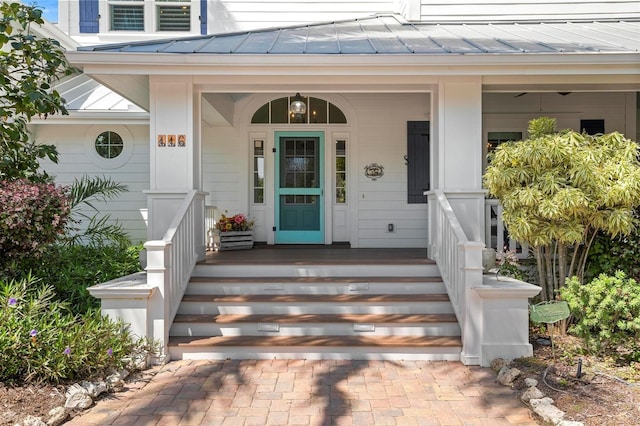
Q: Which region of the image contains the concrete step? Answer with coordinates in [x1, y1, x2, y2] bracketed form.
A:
[170, 313, 461, 337]
[168, 335, 463, 361]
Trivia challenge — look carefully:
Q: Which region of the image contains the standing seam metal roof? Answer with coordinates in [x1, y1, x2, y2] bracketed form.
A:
[77, 14, 640, 55]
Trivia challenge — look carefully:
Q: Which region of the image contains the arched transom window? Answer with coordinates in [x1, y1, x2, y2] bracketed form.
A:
[251, 96, 347, 124]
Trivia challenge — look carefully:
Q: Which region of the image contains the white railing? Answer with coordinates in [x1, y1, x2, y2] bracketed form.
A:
[485, 198, 529, 259]
[428, 190, 484, 365]
[145, 190, 207, 361]
[428, 190, 542, 366]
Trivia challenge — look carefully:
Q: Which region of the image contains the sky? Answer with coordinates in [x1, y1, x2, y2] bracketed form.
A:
[30, 0, 58, 23]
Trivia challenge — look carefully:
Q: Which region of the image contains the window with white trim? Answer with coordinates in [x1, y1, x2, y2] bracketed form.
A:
[107, 0, 192, 32]
[109, 0, 144, 31]
[335, 139, 347, 204]
[252, 140, 265, 204]
[156, 0, 191, 31]
[95, 131, 124, 159]
[251, 96, 347, 124]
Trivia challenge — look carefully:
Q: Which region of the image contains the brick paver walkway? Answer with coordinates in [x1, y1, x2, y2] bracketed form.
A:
[65, 359, 539, 425]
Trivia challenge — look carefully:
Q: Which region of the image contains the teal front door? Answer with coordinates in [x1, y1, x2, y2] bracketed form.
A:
[275, 132, 324, 244]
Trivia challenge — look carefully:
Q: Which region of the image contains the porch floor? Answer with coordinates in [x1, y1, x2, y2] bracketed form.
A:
[200, 244, 432, 265]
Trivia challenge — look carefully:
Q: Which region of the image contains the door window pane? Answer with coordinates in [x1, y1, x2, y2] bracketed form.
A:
[335, 139, 346, 203]
[281, 138, 318, 188]
[252, 140, 264, 204]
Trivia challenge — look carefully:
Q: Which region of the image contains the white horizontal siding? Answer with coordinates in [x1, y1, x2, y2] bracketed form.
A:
[34, 123, 150, 244]
[419, 0, 640, 21]
[350, 93, 430, 248]
[202, 126, 249, 218]
[209, 0, 397, 33]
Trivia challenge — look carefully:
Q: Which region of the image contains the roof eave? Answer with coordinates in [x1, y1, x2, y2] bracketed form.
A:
[66, 51, 640, 76]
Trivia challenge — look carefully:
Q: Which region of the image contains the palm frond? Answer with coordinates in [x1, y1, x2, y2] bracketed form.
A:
[69, 176, 128, 211]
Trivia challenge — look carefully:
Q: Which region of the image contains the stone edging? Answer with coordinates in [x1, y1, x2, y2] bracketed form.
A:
[491, 358, 585, 426]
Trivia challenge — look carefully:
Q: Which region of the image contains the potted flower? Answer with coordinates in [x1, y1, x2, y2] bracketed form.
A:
[215, 212, 254, 251]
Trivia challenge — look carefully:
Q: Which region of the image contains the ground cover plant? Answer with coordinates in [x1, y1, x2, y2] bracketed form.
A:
[0, 275, 139, 383]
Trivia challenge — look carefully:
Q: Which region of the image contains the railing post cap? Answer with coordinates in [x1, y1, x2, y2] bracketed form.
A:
[144, 240, 172, 249]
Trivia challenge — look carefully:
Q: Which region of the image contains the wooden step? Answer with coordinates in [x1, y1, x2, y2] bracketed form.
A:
[168, 335, 462, 348]
[173, 313, 458, 324]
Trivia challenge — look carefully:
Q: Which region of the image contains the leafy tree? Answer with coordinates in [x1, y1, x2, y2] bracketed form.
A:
[484, 117, 640, 301]
[0, 2, 75, 182]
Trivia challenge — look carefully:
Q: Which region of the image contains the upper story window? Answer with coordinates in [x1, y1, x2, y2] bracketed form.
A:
[110, 0, 144, 31]
[106, 0, 191, 32]
[251, 96, 347, 124]
[157, 0, 191, 31]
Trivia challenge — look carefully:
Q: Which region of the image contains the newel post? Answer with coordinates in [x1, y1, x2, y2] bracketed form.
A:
[86, 273, 157, 356]
[144, 239, 172, 364]
[474, 277, 541, 366]
[459, 241, 485, 366]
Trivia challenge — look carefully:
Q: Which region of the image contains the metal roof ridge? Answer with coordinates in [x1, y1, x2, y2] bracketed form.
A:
[412, 17, 640, 25]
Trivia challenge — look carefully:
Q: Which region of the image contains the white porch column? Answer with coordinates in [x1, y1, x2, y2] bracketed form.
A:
[148, 76, 201, 239]
[433, 76, 485, 242]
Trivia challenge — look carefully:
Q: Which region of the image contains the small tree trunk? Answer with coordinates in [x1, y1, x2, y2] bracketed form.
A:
[558, 242, 567, 290]
[568, 242, 579, 280]
[535, 246, 548, 301]
[578, 230, 598, 284]
[544, 245, 555, 300]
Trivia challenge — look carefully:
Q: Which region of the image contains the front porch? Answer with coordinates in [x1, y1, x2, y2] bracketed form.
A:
[89, 190, 540, 367]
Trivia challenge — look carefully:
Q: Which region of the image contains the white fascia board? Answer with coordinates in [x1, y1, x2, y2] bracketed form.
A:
[66, 52, 640, 77]
[30, 111, 150, 125]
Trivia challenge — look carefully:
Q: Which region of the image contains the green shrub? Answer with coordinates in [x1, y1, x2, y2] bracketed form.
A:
[586, 220, 640, 283]
[0, 275, 147, 383]
[560, 271, 640, 361]
[2, 244, 143, 315]
[24, 244, 143, 315]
